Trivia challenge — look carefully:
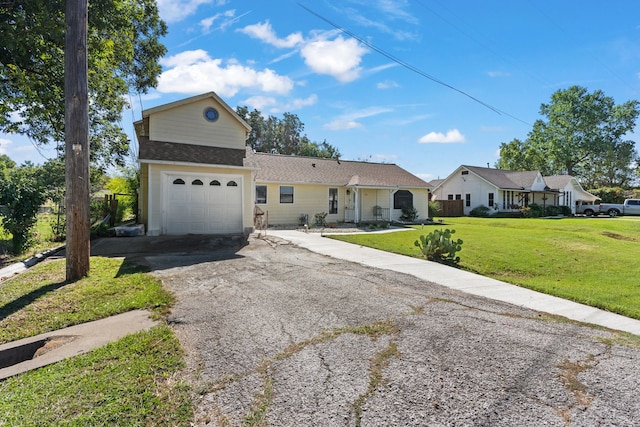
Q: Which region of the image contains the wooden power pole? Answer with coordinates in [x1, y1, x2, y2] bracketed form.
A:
[64, 0, 90, 280]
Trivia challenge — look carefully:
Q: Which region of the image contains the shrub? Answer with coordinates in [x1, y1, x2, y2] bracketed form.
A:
[519, 207, 531, 218]
[400, 206, 418, 222]
[469, 205, 491, 217]
[559, 205, 572, 216]
[414, 228, 463, 264]
[545, 205, 560, 216]
[527, 203, 544, 218]
[428, 200, 441, 218]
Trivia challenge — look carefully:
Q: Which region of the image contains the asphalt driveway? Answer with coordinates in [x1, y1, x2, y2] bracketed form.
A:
[95, 234, 640, 426]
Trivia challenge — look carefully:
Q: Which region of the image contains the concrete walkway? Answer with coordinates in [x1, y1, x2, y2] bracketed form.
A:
[268, 229, 640, 336]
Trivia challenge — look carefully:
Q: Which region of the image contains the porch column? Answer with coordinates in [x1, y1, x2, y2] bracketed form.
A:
[354, 188, 360, 223]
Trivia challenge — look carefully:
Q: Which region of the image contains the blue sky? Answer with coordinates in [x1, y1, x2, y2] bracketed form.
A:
[2, 0, 639, 181]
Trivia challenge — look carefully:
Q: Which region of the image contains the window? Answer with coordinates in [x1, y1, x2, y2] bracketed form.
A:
[256, 185, 267, 204]
[465, 194, 471, 207]
[455, 194, 461, 200]
[328, 188, 338, 214]
[227, 181, 238, 187]
[394, 190, 413, 210]
[488, 192, 494, 207]
[192, 179, 203, 186]
[172, 178, 185, 185]
[448, 194, 454, 200]
[210, 180, 221, 186]
[461, 170, 469, 175]
[280, 186, 294, 204]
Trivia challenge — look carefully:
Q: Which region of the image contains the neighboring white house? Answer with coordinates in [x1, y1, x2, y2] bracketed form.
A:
[431, 165, 599, 215]
[135, 92, 431, 235]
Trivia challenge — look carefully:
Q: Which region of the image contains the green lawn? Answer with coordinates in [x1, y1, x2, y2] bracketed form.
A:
[0, 257, 192, 426]
[331, 217, 640, 320]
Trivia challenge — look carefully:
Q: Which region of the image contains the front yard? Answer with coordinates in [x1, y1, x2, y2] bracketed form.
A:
[331, 217, 640, 320]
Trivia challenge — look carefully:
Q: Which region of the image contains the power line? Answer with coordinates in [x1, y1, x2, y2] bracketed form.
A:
[298, 3, 532, 127]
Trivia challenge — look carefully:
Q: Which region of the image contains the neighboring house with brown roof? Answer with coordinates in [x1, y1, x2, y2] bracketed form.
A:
[432, 165, 598, 216]
[135, 92, 431, 235]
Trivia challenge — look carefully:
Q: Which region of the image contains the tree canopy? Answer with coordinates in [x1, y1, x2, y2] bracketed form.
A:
[496, 86, 640, 187]
[236, 106, 341, 159]
[0, 0, 167, 170]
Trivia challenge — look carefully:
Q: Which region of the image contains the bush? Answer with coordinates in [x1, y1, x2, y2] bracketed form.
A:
[527, 203, 544, 218]
[428, 200, 441, 218]
[400, 206, 418, 222]
[559, 205, 572, 216]
[414, 228, 463, 264]
[469, 205, 491, 217]
[545, 205, 560, 216]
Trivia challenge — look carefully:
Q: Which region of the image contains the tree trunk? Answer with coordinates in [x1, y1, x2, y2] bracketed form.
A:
[64, 0, 90, 280]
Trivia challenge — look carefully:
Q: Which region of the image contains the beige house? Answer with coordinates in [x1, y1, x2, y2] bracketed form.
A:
[135, 92, 431, 235]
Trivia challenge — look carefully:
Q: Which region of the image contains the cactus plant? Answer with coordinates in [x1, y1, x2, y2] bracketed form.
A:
[414, 228, 463, 264]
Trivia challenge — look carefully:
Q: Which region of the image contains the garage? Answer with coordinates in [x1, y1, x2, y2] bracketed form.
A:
[164, 174, 243, 235]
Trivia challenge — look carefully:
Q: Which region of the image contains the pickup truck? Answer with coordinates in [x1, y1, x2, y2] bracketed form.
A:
[598, 199, 640, 217]
[576, 202, 599, 216]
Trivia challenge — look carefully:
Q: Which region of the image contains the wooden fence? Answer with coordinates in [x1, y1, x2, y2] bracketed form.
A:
[435, 200, 464, 217]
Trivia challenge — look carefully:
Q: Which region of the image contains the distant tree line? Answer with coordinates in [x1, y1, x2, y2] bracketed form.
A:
[496, 86, 640, 191]
[236, 106, 340, 159]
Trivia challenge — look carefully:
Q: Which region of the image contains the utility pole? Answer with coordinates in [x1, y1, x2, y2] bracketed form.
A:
[64, 0, 90, 280]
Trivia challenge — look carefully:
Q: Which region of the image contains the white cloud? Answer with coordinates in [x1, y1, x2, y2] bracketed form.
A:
[242, 96, 276, 111]
[324, 106, 392, 130]
[238, 21, 304, 48]
[0, 138, 12, 155]
[418, 129, 466, 144]
[301, 35, 368, 82]
[157, 0, 220, 23]
[377, 80, 400, 89]
[157, 50, 294, 97]
[325, 120, 363, 131]
[200, 9, 237, 33]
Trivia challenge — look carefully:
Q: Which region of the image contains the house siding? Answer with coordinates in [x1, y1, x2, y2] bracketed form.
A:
[149, 98, 246, 150]
[144, 163, 253, 235]
[255, 184, 429, 225]
[433, 170, 497, 215]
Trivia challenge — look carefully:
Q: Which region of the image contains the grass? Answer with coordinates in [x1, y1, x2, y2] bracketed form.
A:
[0, 257, 192, 426]
[0, 257, 174, 343]
[0, 213, 64, 269]
[331, 217, 640, 320]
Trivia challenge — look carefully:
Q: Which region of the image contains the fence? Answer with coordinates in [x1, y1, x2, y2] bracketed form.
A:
[436, 200, 464, 217]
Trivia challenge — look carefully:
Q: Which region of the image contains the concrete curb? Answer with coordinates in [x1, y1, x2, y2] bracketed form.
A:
[0, 245, 65, 283]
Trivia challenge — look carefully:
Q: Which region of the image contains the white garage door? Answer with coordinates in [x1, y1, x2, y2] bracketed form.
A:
[165, 174, 243, 235]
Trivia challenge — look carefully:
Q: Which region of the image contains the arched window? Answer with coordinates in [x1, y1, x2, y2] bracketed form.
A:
[191, 179, 203, 186]
[172, 178, 185, 185]
[394, 190, 413, 210]
[227, 181, 238, 187]
[210, 180, 221, 186]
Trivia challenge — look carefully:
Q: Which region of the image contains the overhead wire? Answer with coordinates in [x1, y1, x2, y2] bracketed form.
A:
[297, 3, 533, 127]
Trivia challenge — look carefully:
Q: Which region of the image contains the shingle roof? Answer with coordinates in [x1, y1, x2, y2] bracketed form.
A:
[543, 175, 572, 190]
[139, 138, 246, 166]
[464, 165, 540, 189]
[245, 149, 430, 188]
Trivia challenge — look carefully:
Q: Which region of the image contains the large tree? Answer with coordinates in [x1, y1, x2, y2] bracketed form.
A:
[0, 0, 167, 169]
[497, 86, 639, 186]
[236, 106, 341, 159]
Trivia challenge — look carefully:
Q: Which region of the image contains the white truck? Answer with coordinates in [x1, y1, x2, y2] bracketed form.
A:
[598, 199, 640, 217]
[575, 202, 599, 216]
